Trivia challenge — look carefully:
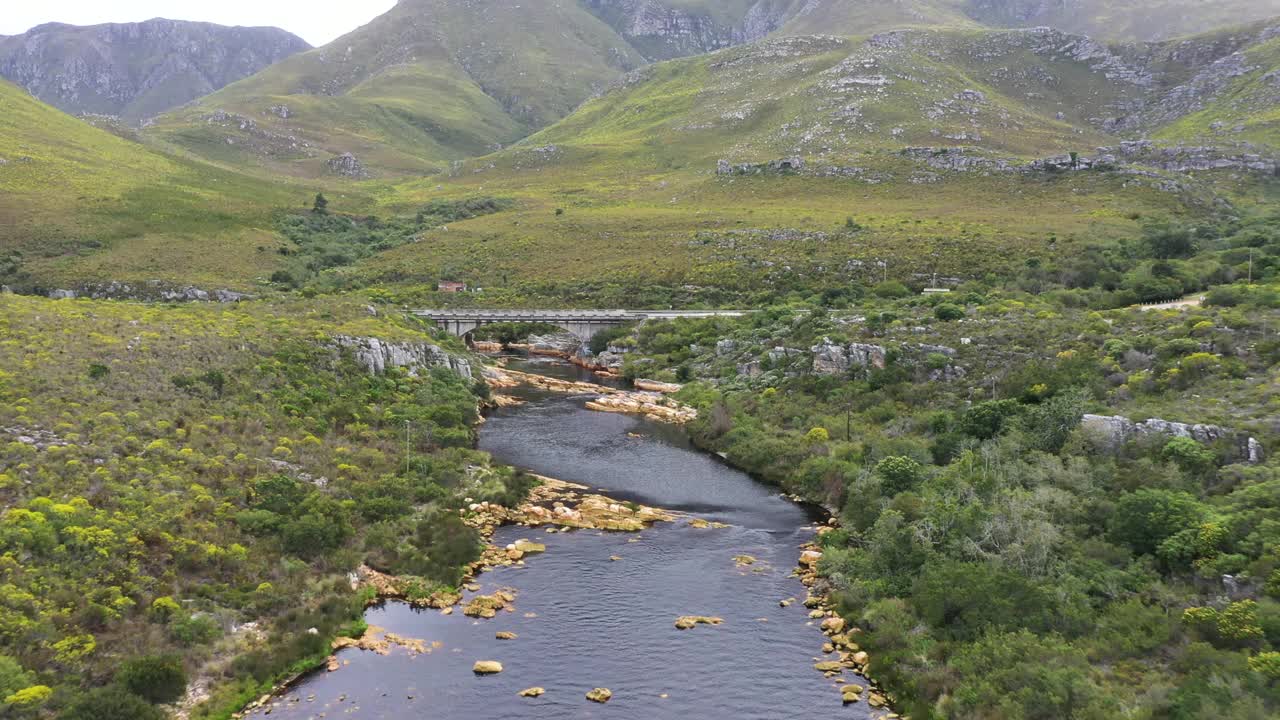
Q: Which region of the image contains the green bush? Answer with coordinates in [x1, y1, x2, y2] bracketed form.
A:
[60, 686, 164, 720]
[934, 303, 965, 321]
[115, 654, 186, 704]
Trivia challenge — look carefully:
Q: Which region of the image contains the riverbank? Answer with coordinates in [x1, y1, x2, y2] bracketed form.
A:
[237, 357, 889, 719]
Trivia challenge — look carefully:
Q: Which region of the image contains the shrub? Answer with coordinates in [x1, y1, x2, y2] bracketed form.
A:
[874, 456, 924, 495]
[1110, 489, 1208, 556]
[115, 654, 186, 705]
[934, 303, 965, 321]
[1162, 436, 1218, 476]
[960, 399, 1021, 440]
[872, 281, 910, 298]
[61, 686, 164, 720]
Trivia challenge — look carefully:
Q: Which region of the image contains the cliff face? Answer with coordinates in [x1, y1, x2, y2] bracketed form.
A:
[581, 0, 795, 60]
[0, 19, 309, 123]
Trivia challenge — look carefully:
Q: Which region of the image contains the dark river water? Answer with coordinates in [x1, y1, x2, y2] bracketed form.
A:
[246, 357, 879, 719]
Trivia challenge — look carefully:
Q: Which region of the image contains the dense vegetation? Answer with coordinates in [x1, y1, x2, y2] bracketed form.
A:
[613, 279, 1280, 719]
[0, 295, 525, 718]
[271, 196, 512, 289]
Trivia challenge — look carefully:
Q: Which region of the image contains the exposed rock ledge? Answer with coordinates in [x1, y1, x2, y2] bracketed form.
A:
[333, 335, 473, 378]
[1081, 414, 1263, 464]
[45, 281, 252, 302]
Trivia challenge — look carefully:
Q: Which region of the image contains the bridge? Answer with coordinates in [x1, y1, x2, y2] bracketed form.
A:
[414, 309, 746, 340]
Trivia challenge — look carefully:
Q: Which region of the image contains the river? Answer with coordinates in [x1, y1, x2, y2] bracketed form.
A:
[244, 356, 880, 719]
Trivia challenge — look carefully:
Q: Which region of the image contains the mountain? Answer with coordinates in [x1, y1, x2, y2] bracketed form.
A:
[580, 0, 797, 59]
[775, 1, 1280, 42]
[510, 21, 1280, 167]
[583, 1, 1280, 55]
[147, 0, 648, 178]
[0, 19, 309, 123]
[966, 0, 1280, 42]
[0, 77, 311, 291]
[340, 21, 1280, 296]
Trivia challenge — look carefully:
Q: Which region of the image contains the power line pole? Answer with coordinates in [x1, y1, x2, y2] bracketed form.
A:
[405, 420, 412, 475]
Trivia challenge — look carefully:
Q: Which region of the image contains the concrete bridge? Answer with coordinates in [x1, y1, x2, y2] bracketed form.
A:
[414, 309, 746, 340]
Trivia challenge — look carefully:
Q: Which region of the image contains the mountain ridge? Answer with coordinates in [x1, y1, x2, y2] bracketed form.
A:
[0, 18, 310, 123]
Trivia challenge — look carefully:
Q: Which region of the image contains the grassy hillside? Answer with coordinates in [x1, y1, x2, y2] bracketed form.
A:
[148, 0, 646, 179]
[0, 79, 320, 291]
[324, 26, 1280, 302]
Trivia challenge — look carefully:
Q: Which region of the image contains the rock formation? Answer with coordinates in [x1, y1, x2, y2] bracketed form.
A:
[332, 335, 473, 378]
[1081, 414, 1263, 463]
[0, 19, 308, 122]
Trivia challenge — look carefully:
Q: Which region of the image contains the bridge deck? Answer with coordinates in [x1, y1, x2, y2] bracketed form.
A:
[413, 309, 746, 338]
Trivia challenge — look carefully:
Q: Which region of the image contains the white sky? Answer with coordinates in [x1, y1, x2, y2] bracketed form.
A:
[0, 1, 399, 47]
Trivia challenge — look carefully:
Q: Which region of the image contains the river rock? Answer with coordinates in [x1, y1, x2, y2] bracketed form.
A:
[519, 687, 545, 697]
[799, 550, 823, 566]
[513, 539, 546, 553]
[473, 660, 503, 674]
[814, 661, 844, 672]
[674, 615, 724, 629]
[821, 616, 845, 635]
[495, 631, 518, 640]
[586, 687, 612, 703]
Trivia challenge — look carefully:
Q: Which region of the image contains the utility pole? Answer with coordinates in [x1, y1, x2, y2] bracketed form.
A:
[405, 420, 412, 475]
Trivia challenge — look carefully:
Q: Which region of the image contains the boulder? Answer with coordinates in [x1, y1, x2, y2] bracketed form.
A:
[473, 660, 503, 674]
[674, 615, 724, 630]
[495, 631, 518, 640]
[821, 616, 846, 635]
[799, 550, 823, 566]
[519, 687, 545, 698]
[586, 687, 612, 703]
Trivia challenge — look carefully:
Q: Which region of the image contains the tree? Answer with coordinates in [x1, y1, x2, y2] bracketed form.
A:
[948, 630, 1110, 719]
[1110, 489, 1208, 556]
[1163, 436, 1218, 477]
[960, 399, 1020, 440]
[312, 193, 328, 215]
[60, 686, 164, 720]
[1143, 219, 1195, 259]
[115, 654, 186, 704]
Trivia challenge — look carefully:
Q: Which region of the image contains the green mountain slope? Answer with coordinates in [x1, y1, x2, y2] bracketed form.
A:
[0, 19, 309, 123]
[148, 0, 647, 178]
[966, 0, 1280, 42]
[0, 79, 312, 291]
[336, 23, 1280, 300]
[778, 0, 1280, 41]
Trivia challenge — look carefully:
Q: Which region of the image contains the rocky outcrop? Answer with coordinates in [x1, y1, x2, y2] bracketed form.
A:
[811, 338, 887, 376]
[582, 0, 789, 60]
[901, 143, 1278, 178]
[1081, 414, 1263, 464]
[44, 281, 252, 302]
[0, 19, 308, 122]
[332, 336, 473, 378]
[326, 153, 368, 178]
[522, 332, 584, 356]
[716, 157, 805, 175]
